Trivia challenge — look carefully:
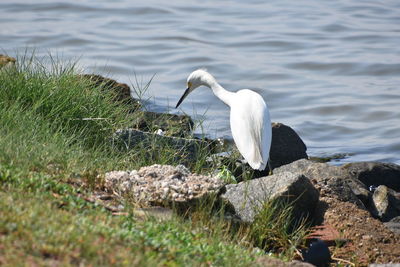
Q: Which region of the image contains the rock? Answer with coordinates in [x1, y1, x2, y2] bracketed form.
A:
[345, 178, 371, 206]
[274, 159, 366, 207]
[371, 185, 400, 222]
[302, 239, 331, 267]
[220, 172, 319, 223]
[113, 128, 211, 163]
[383, 216, 400, 235]
[104, 164, 224, 209]
[273, 159, 314, 174]
[269, 122, 308, 169]
[342, 162, 400, 191]
[79, 74, 141, 110]
[133, 111, 194, 138]
[278, 160, 400, 222]
[0, 54, 16, 70]
[209, 123, 308, 179]
[255, 257, 314, 267]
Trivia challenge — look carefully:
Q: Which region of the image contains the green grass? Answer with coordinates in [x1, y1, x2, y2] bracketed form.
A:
[0, 54, 309, 266]
[1, 167, 262, 266]
[249, 198, 310, 257]
[0, 53, 209, 175]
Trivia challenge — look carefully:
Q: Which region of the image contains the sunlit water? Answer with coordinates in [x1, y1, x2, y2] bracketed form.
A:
[1, 0, 399, 164]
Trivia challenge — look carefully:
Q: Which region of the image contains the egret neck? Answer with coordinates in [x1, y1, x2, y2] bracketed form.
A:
[176, 69, 272, 171]
[207, 80, 234, 107]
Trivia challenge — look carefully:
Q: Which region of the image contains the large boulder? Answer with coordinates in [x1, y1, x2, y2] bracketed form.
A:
[342, 162, 400, 191]
[104, 164, 224, 209]
[269, 122, 308, 169]
[274, 159, 367, 207]
[371, 185, 400, 222]
[210, 123, 308, 178]
[220, 172, 319, 223]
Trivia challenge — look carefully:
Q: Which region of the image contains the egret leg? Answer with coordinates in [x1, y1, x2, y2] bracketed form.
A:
[268, 160, 273, 176]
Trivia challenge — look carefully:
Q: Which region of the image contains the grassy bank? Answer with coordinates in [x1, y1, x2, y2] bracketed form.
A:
[0, 55, 308, 266]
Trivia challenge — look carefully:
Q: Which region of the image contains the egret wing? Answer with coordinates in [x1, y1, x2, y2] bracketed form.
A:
[230, 90, 271, 170]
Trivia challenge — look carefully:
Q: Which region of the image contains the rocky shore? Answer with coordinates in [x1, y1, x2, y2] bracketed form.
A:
[78, 70, 399, 266]
[101, 157, 400, 265]
[2, 55, 399, 266]
[76, 71, 400, 266]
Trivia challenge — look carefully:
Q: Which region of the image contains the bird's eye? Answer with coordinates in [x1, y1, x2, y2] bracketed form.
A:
[187, 82, 192, 88]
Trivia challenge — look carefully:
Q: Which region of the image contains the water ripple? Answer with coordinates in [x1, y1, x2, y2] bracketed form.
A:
[287, 62, 400, 76]
[1, 0, 399, 164]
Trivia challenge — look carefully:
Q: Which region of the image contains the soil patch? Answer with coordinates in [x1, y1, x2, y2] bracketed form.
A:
[315, 194, 400, 265]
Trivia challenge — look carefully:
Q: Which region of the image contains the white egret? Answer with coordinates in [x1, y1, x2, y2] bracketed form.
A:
[175, 69, 272, 171]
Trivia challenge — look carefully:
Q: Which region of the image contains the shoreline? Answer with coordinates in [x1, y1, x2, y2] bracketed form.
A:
[1, 54, 399, 266]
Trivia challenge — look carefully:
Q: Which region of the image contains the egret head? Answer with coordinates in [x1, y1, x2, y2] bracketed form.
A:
[175, 69, 215, 108]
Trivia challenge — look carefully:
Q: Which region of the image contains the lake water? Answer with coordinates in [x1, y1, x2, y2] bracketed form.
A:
[1, 0, 399, 164]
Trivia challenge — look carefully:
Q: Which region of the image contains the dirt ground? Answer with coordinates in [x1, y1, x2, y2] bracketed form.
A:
[311, 193, 400, 266]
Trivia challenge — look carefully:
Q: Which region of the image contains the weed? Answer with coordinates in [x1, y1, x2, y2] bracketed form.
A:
[248, 198, 310, 259]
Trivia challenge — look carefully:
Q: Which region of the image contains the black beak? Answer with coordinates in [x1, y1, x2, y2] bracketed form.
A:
[175, 87, 190, 108]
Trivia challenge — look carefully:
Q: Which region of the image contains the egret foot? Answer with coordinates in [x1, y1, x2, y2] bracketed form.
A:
[268, 161, 273, 175]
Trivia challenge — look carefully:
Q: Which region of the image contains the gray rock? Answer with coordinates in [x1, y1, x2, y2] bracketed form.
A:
[270, 123, 308, 169]
[113, 128, 210, 163]
[273, 159, 314, 174]
[383, 216, 400, 235]
[274, 159, 366, 207]
[342, 162, 400, 191]
[371, 185, 400, 222]
[346, 178, 371, 205]
[209, 123, 309, 178]
[220, 172, 319, 223]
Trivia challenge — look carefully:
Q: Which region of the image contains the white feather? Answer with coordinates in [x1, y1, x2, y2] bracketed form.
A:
[177, 69, 272, 170]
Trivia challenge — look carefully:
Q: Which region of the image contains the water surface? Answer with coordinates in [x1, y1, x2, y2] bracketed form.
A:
[1, 0, 399, 164]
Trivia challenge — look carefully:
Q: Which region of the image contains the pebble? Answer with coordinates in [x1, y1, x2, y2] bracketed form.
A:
[105, 164, 225, 205]
[169, 184, 179, 191]
[362, 235, 372, 240]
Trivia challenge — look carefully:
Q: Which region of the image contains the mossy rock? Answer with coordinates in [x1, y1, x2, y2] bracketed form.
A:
[133, 111, 194, 138]
[0, 54, 16, 69]
[79, 74, 141, 111]
[113, 128, 209, 165]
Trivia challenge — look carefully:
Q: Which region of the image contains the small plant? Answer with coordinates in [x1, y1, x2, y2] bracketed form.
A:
[129, 71, 154, 109]
[216, 165, 237, 184]
[247, 198, 310, 259]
